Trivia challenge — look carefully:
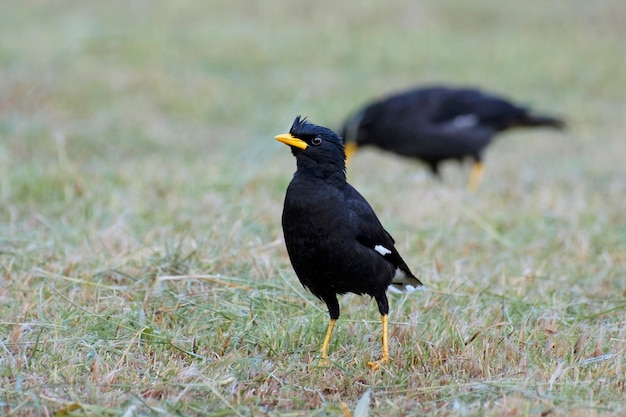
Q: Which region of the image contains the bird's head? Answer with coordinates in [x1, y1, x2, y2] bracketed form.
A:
[275, 116, 347, 176]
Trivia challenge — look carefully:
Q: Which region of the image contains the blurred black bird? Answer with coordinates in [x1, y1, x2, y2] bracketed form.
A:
[341, 85, 566, 191]
[275, 116, 423, 369]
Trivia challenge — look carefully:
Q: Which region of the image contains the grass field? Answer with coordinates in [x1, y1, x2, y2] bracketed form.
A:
[1, 1, 625, 416]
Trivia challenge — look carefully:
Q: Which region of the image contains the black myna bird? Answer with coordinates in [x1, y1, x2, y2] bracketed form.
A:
[341, 85, 566, 191]
[275, 116, 423, 370]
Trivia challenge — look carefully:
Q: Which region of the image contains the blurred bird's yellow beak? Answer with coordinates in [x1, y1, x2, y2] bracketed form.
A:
[275, 133, 308, 150]
[344, 142, 358, 164]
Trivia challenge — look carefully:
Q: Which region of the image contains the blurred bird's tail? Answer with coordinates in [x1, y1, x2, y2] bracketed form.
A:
[519, 114, 566, 130]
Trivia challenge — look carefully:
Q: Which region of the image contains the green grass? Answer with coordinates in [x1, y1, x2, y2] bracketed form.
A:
[1, 1, 625, 416]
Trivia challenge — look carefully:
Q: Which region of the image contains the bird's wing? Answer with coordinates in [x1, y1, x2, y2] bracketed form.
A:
[343, 184, 412, 271]
[341, 183, 423, 289]
[428, 88, 531, 131]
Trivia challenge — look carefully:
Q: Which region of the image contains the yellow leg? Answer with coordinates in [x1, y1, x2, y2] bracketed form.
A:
[467, 161, 485, 192]
[344, 142, 358, 165]
[320, 318, 336, 364]
[367, 314, 390, 370]
[339, 402, 352, 417]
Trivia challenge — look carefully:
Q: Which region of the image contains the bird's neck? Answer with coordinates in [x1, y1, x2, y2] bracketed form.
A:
[295, 159, 346, 184]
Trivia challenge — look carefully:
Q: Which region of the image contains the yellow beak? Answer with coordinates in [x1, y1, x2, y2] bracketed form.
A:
[275, 133, 308, 150]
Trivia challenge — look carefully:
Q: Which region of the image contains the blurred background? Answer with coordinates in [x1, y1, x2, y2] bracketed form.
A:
[0, 0, 626, 312]
[2, 0, 624, 259]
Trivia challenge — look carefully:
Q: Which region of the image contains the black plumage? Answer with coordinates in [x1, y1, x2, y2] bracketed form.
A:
[341, 85, 566, 190]
[276, 116, 423, 369]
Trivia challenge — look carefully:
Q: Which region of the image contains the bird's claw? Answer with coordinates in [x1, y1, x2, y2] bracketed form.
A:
[366, 355, 390, 371]
[319, 352, 330, 366]
[339, 402, 352, 417]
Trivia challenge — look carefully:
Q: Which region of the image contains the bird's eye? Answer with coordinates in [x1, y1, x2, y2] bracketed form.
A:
[311, 136, 323, 146]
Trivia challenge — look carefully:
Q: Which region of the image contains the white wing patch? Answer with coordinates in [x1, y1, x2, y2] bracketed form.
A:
[451, 114, 479, 128]
[374, 245, 392, 256]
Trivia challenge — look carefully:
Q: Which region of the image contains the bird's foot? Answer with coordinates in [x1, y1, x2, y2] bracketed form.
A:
[319, 353, 330, 366]
[339, 402, 352, 417]
[366, 354, 390, 371]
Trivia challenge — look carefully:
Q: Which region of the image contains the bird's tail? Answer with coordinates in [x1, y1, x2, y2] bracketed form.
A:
[390, 267, 424, 293]
[518, 114, 566, 130]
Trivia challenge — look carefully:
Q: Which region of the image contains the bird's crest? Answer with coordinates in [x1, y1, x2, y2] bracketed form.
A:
[289, 115, 339, 140]
[290, 115, 312, 136]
